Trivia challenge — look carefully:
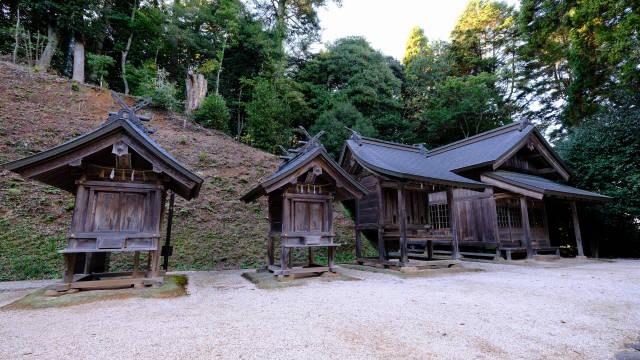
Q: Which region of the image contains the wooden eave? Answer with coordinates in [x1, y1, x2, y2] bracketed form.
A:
[340, 143, 486, 189]
[480, 172, 610, 202]
[241, 147, 367, 202]
[3, 118, 203, 200]
[492, 128, 571, 181]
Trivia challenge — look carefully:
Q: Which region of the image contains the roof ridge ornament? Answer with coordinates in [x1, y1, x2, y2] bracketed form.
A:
[278, 127, 326, 165]
[413, 143, 428, 157]
[345, 127, 362, 145]
[108, 91, 154, 134]
[519, 118, 533, 132]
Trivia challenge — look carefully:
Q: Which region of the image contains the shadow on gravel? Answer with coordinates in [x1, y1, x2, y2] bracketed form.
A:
[241, 270, 360, 290]
[1, 275, 188, 310]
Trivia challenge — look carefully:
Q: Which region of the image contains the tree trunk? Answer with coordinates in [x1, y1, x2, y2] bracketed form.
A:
[121, 0, 137, 95]
[12, 7, 20, 64]
[38, 25, 59, 71]
[185, 69, 207, 115]
[215, 34, 227, 95]
[72, 38, 85, 83]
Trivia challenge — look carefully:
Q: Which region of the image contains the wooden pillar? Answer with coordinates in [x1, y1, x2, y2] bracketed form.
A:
[82, 253, 93, 275]
[377, 228, 385, 262]
[426, 189, 433, 260]
[355, 199, 362, 259]
[377, 182, 385, 263]
[570, 201, 585, 257]
[132, 251, 141, 278]
[446, 188, 460, 260]
[519, 196, 534, 259]
[308, 248, 315, 266]
[328, 246, 336, 272]
[150, 250, 161, 277]
[280, 246, 289, 273]
[397, 185, 408, 264]
[63, 253, 77, 283]
[267, 236, 275, 266]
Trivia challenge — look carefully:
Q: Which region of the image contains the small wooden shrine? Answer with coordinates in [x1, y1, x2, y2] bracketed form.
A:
[4, 94, 203, 292]
[241, 128, 366, 277]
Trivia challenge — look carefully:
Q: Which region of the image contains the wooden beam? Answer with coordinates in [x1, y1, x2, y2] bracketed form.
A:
[446, 189, 460, 260]
[63, 253, 77, 284]
[397, 185, 408, 264]
[519, 197, 534, 259]
[355, 199, 362, 258]
[570, 201, 585, 257]
[480, 175, 544, 200]
[376, 181, 385, 262]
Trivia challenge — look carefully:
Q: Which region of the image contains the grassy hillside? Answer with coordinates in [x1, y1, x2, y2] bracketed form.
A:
[0, 62, 359, 281]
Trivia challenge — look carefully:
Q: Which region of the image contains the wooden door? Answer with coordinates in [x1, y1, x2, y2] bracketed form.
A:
[292, 200, 326, 233]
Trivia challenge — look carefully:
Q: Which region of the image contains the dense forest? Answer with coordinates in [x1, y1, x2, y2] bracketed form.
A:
[0, 0, 638, 255]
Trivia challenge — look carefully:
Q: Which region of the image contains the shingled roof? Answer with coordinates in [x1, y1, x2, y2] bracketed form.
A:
[481, 171, 610, 202]
[426, 121, 569, 178]
[3, 115, 203, 200]
[341, 137, 486, 188]
[241, 131, 367, 202]
[340, 121, 607, 201]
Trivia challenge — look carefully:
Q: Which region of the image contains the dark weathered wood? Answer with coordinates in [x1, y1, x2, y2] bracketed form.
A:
[162, 192, 175, 271]
[447, 189, 460, 260]
[519, 196, 534, 259]
[397, 186, 408, 264]
[355, 199, 362, 258]
[570, 201, 585, 257]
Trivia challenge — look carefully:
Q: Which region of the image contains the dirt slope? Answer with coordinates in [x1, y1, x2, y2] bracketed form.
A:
[0, 62, 356, 281]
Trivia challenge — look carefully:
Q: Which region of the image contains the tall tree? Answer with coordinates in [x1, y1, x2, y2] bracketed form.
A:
[297, 36, 406, 143]
[252, 0, 337, 70]
[402, 26, 429, 66]
[517, 0, 639, 130]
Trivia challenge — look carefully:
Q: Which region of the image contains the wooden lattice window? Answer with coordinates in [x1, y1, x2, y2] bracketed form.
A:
[429, 203, 449, 229]
[496, 199, 522, 228]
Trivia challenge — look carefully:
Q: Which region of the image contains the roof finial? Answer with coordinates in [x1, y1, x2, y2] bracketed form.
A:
[519, 118, 533, 132]
[345, 127, 362, 145]
[414, 143, 428, 156]
[108, 91, 154, 134]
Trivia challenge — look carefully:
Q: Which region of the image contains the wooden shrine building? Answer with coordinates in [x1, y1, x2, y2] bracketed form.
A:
[241, 129, 366, 277]
[339, 121, 609, 265]
[4, 95, 203, 291]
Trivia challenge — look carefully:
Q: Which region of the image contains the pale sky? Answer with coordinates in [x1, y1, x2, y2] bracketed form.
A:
[315, 0, 519, 60]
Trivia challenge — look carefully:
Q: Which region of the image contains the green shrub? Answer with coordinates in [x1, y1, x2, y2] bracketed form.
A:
[193, 93, 230, 132]
[86, 53, 115, 88]
[129, 63, 180, 111]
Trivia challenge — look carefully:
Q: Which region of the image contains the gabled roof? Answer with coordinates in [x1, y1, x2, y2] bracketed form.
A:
[341, 137, 486, 188]
[339, 121, 575, 189]
[241, 144, 367, 202]
[426, 121, 570, 179]
[3, 117, 203, 200]
[481, 171, 610, 202]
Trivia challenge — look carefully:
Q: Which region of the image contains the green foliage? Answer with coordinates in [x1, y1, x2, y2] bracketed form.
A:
[86, 53, 115, 88]
[310, 102, 377, 157]
[558, 98, 640, 224]
[244, 77, 300, 152]
[0, 218, 65, 281]
[193, 94, 230, 132]
[420, 73, 510, 146]
[518, 0, 639, 130]
[557, 96, 640, 255]
[298, 36, 406, 144]
[403, 26, 429, 66]
[130, 63, 179, 111]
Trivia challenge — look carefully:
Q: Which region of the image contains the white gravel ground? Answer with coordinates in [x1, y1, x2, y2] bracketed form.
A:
[1, 259, 639, 360]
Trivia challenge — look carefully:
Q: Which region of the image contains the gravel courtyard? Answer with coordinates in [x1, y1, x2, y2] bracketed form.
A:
[1, 259, 639, 360]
